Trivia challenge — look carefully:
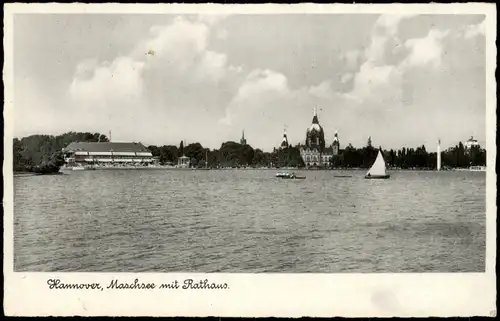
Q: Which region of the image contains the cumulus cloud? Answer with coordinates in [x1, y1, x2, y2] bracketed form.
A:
[309, 80, 336, 100]
[70, 57, 145, 107]
[218, 70, 334, 150]
[351, 63, 402, 102]
[464, 19, 486, 39]
[17, 14, 485, 150]
[313, 15, 418, 108]
[237, 69, 289, 100]
[220, 69, 290, 125]
[366, 14, 416, 64]
[138, 17, 234, 84]
[71, 16, 240, 103]
[402, 29, 449, 69]
[68, 15, 244, 145]
[218, 12, 469, 150]
[345, 14, 451, 107]
[344, 14, 413, 105]
[145, 18, 209, 59]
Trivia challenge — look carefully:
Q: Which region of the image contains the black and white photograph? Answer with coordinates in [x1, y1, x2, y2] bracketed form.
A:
[3, 2, 496, 317]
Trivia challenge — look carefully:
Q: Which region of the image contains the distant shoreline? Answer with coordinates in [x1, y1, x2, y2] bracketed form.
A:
[14, 172, 40, 177]
[13, 167, 484, 176]
[14, 171, 63, 177]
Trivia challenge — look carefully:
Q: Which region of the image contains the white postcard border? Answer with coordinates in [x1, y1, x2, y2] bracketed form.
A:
[3, 3, 497, 317]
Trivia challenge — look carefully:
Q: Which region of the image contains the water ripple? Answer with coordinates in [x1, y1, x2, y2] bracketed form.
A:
[14, 170, 486, 272]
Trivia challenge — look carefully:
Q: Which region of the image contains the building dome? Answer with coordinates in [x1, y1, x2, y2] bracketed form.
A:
[308, 107, 323, 132]
[305, 107, 325, 152]
[309, 123, 322, 132]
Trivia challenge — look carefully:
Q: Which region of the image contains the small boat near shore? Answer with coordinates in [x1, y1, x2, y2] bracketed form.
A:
[276, 172, 289, 178]
[277, 172, 306, 179]
[365, 150, 390, 179]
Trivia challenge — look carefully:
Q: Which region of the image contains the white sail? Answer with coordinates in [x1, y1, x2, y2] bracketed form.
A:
[366, 150, 387, 177]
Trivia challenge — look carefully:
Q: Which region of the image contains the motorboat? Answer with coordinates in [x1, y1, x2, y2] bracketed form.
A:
[279, 172, 306, 179]
[276, 172, 289, 178]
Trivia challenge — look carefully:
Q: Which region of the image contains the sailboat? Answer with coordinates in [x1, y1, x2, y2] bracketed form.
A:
[365, 150, 390, 179]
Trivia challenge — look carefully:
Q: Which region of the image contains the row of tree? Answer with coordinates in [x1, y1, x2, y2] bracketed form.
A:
[13, 131, 486, 172]
[341, 142, 486, 169]
[147, 140, 487, 169]
[147, 141, 278, 168]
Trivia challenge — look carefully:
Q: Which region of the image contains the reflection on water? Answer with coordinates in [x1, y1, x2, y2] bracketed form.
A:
[14, 170, 485, 272]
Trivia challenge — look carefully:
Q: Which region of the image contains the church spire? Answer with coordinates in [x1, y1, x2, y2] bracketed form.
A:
[240, 129, 247, 145]
[312, 107, 319, 124]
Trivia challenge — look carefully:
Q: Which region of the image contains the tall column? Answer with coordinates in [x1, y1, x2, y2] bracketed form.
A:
[437, 139, 441, 171]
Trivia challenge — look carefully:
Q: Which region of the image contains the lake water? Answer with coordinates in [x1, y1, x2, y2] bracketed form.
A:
[14, 169, 486, 272]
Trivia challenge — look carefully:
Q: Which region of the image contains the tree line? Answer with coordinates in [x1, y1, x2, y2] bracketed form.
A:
[13, 132, 109, 173]
[147, 141, 287, 168]
[147, 139, 486, 169]
[341, 141, 486, 170]
[13, 131, 486, 173]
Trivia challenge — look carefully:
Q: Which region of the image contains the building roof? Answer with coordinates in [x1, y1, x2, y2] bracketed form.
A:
[64, 142, 150, 153]
[324, 147, 333, 154]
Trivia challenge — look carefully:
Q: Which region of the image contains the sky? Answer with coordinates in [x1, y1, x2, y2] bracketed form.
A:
[13, 13, 486, 151]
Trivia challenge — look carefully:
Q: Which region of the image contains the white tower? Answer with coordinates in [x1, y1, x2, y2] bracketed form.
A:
[437, 139, 441, 171]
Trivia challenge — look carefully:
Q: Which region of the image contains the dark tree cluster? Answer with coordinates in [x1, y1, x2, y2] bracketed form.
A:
[147, 141, 305, 168]
[148, 139, 486, 169]
[336, 142, 486, 169]
[13, 132, 109, 173]
[14, 131, 486, 172]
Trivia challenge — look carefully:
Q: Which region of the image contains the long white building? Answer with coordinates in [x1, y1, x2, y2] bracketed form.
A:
[62, 142, 153, 166]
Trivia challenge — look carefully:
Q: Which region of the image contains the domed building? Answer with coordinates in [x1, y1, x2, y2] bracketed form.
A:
[305, 107, 325, 152]
[299, 108, 340, 168]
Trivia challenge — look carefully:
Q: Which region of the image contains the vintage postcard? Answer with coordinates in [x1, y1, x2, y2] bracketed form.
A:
[3, 2, 496, 317]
